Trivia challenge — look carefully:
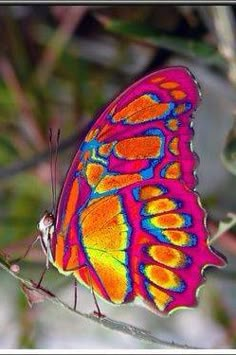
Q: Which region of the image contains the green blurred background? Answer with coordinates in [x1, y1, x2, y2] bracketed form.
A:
[0, 4, 236, 349]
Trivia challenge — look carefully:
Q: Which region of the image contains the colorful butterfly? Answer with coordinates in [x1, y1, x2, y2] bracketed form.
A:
[38, 66, 225, 316]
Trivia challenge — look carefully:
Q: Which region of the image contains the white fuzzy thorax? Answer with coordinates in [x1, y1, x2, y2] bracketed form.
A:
[38, 213, 55, 268]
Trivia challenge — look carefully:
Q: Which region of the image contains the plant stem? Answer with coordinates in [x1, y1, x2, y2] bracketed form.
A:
[0, 260, 196, 349]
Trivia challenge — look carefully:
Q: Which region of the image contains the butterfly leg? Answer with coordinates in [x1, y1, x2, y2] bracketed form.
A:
[35, 264, 48, 288]
[73, 278, 78, 311]
[67, 263, 105, 318]
[11, 235, 41, 264]
[80, 264, 105, 318]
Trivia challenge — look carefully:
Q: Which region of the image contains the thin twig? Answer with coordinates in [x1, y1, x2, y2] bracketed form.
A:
[0, 57, 46, 151]
[35, 6, 87, 86]
[0, 118, 89, 180]
[0, 261, 196, 349]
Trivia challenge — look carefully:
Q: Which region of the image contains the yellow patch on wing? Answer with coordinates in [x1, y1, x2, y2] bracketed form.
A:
[114, 136, 161, 160]
[96, 173, 142, 193]
[80, 195, 130, 303]
[147, 284, 173, 311]
[145, 198, 178, 215]
[86, 249, 128, 303]
[80, 195, 128, 251]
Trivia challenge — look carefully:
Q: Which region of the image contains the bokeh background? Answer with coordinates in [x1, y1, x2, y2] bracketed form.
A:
[0, 4, 236, 349]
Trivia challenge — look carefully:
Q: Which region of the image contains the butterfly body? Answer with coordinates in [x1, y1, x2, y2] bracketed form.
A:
[38, 67, 225, 315]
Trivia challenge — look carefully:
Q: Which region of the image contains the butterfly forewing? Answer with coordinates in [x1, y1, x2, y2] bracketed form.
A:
[51, 67, 225, 315]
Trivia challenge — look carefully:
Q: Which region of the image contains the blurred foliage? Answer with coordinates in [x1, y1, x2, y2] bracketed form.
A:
[96, 15, 226, 67]
[0, 4, 236, 349]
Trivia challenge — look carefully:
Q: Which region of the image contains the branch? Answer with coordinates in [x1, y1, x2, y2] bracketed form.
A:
[0, 120, 89, 180]
[0, 260, 195, 349]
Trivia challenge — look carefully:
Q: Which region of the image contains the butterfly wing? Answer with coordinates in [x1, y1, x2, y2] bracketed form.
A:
[51, 67, 225, 315]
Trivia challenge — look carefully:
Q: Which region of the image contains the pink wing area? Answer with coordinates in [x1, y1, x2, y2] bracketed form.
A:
[51, 67, 225, 315]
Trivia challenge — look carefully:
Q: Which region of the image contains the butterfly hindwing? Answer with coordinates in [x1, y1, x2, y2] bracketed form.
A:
[51, 67, 225, 315]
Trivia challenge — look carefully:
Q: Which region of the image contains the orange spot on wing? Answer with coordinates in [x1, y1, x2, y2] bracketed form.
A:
[98, 142, 113, 157]
[149, 245, 186, 268]
[145, 265, 182, 291]
[96, 173, 142, 193]
[171, 90, 186, 100]
[150, 213, 184, 229]
[167, 119, 178, 131]
[165, 162, 181, 179]
[86, 163, 104, 187]
[163, 230, 192, 246]
[81, 195, 123, 237]
[150, 76, 165, 83]
[139, 186, 165, 200]
[160, 81, 179, 89]
[151, 266, 169, 283]
[77, 162, 83, 171]
[112, 95, 170, 124]
[85, 128, 98, 142]
[83, 151, 90, 161]
[169, 137, 179, 156]
[174, 103, 188, 115]
[115, 136, 161, 160]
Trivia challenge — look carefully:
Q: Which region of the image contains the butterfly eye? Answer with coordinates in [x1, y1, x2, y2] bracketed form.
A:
[44, 213, 54, 227]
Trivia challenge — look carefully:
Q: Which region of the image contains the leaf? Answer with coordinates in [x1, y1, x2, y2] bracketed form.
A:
[20, 282, 54, 308]
[221, 118, 236, 176]
[95, 15, 225, 66]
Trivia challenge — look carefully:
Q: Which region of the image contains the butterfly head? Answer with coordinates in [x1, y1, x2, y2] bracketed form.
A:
[37, 211, 55, 259]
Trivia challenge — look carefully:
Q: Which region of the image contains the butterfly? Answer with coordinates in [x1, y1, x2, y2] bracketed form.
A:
[38, 66, 225, 316]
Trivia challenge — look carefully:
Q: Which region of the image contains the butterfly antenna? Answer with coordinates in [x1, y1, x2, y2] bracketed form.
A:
[49, 128, 56, 214]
